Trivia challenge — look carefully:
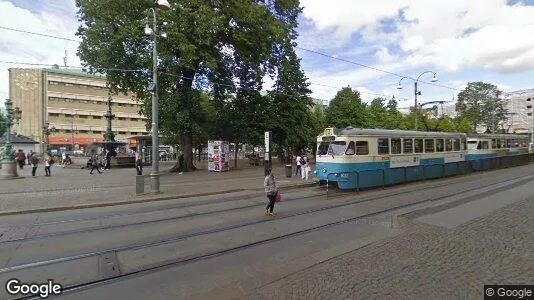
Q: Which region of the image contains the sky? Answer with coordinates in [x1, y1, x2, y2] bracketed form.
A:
[2, 0, 534, 111]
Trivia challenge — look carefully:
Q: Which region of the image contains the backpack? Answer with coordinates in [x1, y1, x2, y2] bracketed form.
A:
[299, 157, 306, 165]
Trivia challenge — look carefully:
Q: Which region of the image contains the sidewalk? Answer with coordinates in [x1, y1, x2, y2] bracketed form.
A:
[0, 160, 317, 216]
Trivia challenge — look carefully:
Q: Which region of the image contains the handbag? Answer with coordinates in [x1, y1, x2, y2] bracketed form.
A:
[275, 192, 282, 202]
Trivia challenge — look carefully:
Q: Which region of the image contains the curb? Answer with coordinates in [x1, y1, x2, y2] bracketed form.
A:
[0, 182, 315, 217]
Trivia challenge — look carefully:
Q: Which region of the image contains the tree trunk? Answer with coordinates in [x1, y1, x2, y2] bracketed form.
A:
[234, 141, 238, 169]
[181, 131, 196, 171]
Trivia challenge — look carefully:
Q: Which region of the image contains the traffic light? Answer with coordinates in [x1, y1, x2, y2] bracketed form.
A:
[527, 98, 532, 116]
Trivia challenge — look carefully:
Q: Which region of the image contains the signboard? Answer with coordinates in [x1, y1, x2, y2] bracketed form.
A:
[389, 155, 420, 168]
[264, 131, 270, 153]
[444, 153, 465, 163]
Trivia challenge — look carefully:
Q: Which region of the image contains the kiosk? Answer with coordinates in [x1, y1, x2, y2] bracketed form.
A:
[208, 140, 230, 172]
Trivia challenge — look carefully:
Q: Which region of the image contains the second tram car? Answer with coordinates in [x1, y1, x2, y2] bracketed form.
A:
[466, 133, 529, 160]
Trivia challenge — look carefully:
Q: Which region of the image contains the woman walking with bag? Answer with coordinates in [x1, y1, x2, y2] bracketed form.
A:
[264, 167, 279, 216]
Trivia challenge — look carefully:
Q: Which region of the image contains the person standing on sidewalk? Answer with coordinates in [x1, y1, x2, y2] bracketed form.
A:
[44, 153, 53, 176]
[295, 153, 302, 177]
[135, 153, 143, 175]
[301, 155, 310, 181]
[264, 167, 279, 216]
[30, 152, 39, 177]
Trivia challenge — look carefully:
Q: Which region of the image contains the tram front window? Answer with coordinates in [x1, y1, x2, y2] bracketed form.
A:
[317, 142, 330, 155]
[328, 141, 347, 156]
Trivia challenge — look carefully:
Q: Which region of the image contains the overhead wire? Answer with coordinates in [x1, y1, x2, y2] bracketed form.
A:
[0, 24, 447, 102]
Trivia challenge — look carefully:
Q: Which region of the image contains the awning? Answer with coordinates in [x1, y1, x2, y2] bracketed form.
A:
[48, 136, 105, 145]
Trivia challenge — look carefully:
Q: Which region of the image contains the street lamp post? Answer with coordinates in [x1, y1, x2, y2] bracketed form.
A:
[1, 98, 22, 179]
[397, 71, 438, 130]
[145, 0, 170, 194]
[42, 122, 56, 154]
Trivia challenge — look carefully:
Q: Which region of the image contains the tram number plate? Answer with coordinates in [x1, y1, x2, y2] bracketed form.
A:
[340, 173, 349, 178]
[381, 156, 390, 161]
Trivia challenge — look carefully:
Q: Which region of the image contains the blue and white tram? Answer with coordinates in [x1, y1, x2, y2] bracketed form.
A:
[466, 133, 529, 160]
[315, 127, 468, 190]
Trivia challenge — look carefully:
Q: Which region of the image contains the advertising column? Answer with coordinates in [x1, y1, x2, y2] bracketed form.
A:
[208, 140, 230, 172]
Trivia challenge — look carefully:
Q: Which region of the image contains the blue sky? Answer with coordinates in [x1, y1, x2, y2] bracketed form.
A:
[2, 0, 534, 111]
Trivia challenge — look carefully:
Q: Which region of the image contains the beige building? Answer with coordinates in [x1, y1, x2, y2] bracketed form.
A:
[9, 67, 148, 153]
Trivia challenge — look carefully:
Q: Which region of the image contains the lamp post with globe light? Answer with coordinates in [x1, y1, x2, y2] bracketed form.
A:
[397, 71, 438, 130]
[144, 0, 170, 194]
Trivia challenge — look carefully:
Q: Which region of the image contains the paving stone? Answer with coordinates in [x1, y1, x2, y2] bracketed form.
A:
[247, 197, 534, 300]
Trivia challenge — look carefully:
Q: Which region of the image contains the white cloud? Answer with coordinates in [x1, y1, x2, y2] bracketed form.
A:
[300, 0, 534, 74]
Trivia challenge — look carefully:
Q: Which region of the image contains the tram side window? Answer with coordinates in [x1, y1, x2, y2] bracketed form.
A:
[462, 139, 467, 150]
[453, 139, 461, 151]
[414, 139, 424, 153]
[436, 139, 444, 152]
[496, 139, 501, 148]
[445, 139, 453, 152]
[424, 139, 435, 153]
[403, 139, 413, 154]
[346, 141, 355, 155]
[356, 141, 369, 155]
[481, 141, 489, 149]
[491, 139, 496, 149]
[391, 138, 401, 154]
[377, 138, 389, 155]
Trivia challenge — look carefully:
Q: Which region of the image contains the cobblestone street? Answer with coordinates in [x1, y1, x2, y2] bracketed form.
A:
[248, 197, 534, 299]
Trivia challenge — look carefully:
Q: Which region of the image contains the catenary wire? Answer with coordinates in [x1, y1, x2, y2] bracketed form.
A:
[0, 25, 460, 92]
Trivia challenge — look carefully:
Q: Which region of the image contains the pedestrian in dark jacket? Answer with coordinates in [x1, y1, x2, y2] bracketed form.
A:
[264, 167, 278, 216]
[89, 154, 102, 174]
[29, 153, 39, 177]
[135, 154, 143, 175]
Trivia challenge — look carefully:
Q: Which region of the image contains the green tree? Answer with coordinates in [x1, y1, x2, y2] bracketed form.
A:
[325, 87, 367, 128]
[457, 82, 508, 132]
[385, 97, 405, 129]
[267, 43, 313, 163]
[76, 0, 304, 171]
[366, 97, 388, 128]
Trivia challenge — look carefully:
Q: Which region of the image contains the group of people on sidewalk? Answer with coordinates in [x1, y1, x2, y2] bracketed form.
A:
[15, 150, 55, 177]
[295, 153, 311, 181]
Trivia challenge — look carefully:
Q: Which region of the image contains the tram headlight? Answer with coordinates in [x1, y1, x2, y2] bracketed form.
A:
[322, 168, 327, 173]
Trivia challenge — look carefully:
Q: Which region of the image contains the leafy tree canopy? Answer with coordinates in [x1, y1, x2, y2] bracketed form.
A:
[457, 82, 508, 132]
[76, 0, 306, 170]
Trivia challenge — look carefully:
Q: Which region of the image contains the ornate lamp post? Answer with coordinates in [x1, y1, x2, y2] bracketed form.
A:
[1, 98, 22, 179]
[145, 0, 170, 194]
[42, 122, 56, 154]
[104, 92, 116, 143]
[397, 71, 438, 130]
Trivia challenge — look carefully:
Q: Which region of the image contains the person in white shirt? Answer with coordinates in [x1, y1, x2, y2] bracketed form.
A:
[301, 156, 310, 181]
[61, 152, 67, 168]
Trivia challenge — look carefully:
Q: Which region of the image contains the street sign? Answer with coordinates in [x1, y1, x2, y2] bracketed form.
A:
[264, 131, 270, 153]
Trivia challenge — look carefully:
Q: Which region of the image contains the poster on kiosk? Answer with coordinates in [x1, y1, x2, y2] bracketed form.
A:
[208, 140, 230, 172]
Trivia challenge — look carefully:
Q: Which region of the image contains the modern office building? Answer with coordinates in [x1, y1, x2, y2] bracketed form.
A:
[9, 67, 148, 153]
[501, 89, 534, 134]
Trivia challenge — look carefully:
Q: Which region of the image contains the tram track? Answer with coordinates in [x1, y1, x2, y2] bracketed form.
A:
[2, 170, 532, 245]
[8, 172, 534, 299]
[2, 173, 532, 274]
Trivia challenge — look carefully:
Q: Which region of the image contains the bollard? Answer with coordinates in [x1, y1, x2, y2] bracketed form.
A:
[136, 175, 144, 195]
